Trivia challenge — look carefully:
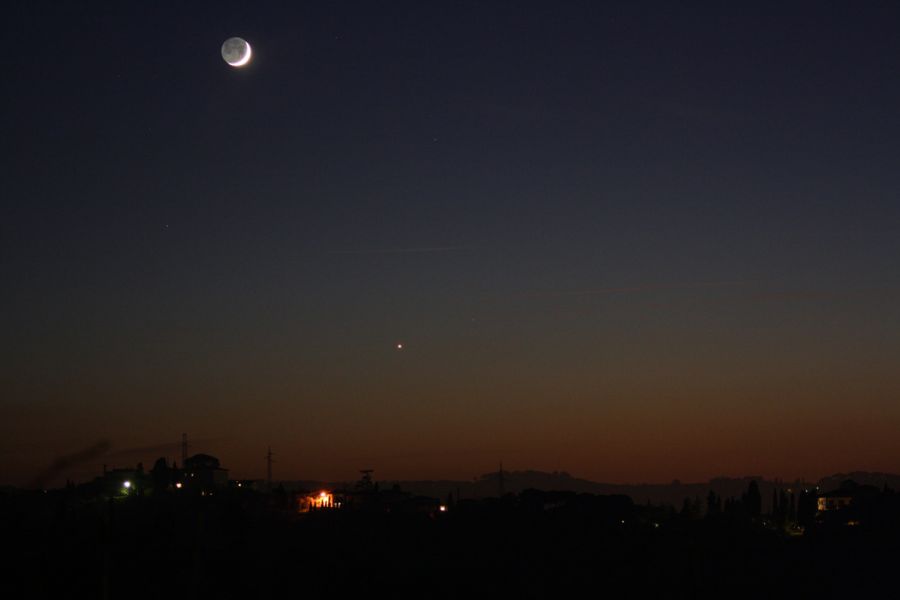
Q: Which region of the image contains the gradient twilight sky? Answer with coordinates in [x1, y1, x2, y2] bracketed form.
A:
[3, 1, 900, 487]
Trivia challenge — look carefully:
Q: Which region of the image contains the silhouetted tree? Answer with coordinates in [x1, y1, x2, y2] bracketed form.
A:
[706, 491, 721, 518]
[681, 496, 701, 519]
[743, 480, 762, 518]
[772, 488, 791, 527]
[150, 457, 171, 493]
[797, 490, 817, 528]
[789, 492, 797, 523]
[779, 489, 789, 526]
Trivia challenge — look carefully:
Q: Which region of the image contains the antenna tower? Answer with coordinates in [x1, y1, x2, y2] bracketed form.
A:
[181, 433, 189, 464]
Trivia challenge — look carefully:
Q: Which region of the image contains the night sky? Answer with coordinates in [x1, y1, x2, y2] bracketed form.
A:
[3, 1, 900, 487]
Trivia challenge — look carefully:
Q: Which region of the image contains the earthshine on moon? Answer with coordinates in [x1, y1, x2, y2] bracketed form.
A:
[221, 37, 252, 67]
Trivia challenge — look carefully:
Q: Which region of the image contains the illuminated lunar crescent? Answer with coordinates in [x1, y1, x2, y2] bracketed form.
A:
[221, 37, 252, 67]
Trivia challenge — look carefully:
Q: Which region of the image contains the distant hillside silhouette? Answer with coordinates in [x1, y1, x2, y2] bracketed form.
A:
[818, 472, 900, 492]
[395, 471, 797, 510]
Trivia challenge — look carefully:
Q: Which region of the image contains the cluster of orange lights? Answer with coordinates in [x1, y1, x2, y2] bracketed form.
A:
[312, 491, 335, 509]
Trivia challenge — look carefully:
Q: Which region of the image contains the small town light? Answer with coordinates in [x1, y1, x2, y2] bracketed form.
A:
[439, 505, 447, 512]
[310, 491, 334, 509]
[175, 482, 183, 489]
[123, 480, 131, 489]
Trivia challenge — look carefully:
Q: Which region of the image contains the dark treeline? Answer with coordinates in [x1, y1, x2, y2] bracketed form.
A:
[4, 482, 900, 598]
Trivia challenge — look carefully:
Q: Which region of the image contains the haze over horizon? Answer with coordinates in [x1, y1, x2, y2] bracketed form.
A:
[3, 1, 900, 488]
[5, 432, 899, 490]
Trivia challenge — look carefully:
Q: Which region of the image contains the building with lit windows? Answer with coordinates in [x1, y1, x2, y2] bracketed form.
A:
[183, 453, 229, 490]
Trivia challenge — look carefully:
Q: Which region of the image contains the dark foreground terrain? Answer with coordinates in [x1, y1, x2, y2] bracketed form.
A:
[4, 487, 899, 598]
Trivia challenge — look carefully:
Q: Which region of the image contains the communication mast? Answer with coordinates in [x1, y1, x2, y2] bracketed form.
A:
[356, 469, 375, 491]
[266, 447, 274, 490]
[181, 433, 189, 464]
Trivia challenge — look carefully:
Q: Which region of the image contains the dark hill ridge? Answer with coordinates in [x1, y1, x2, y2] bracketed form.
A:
[817, 472, 900, 492]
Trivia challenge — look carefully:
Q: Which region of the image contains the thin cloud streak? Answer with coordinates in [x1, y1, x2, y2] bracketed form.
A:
[328, 245, 471, 255]
[535, 280, 755, 297]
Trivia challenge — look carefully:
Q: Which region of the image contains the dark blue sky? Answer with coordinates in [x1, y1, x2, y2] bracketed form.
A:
[3, 1, 900, 485]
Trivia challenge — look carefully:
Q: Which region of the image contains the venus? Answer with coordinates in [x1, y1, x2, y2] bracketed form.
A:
[221, 37, 252, 67]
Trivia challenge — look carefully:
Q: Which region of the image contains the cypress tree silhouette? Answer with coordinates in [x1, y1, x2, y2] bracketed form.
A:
[744, 480, 762, 518]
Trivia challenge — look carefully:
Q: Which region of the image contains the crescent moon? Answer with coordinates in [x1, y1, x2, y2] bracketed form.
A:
[232, 42, 252, 67]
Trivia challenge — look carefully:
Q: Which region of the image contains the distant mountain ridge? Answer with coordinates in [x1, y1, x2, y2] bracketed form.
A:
[817, 472, 900, 492]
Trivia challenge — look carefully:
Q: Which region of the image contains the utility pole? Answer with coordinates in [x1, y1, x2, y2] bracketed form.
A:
[180, 433, 188, 465]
